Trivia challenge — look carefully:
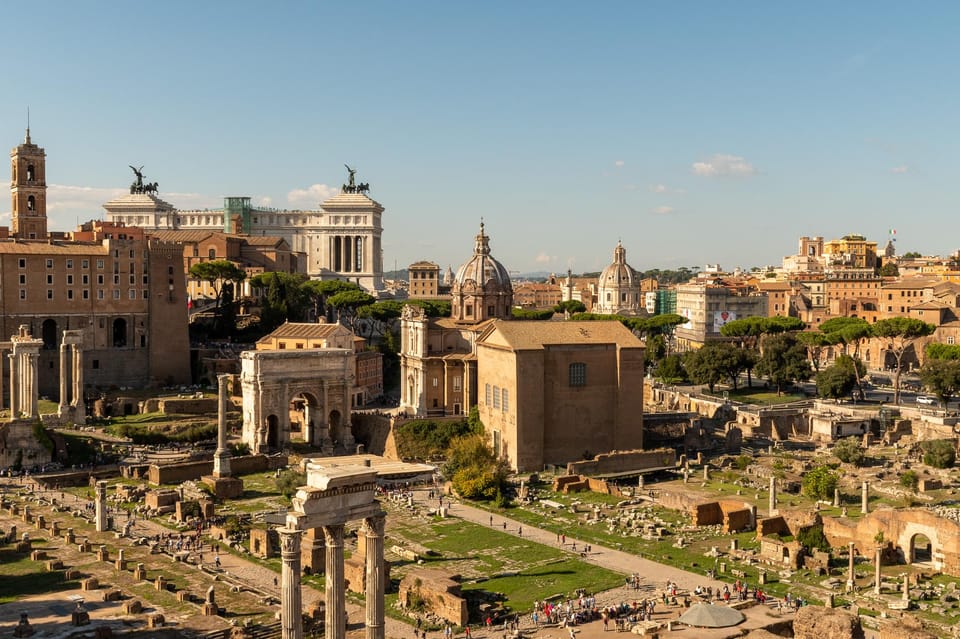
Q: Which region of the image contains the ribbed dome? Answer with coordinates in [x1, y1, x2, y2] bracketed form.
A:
[453, 223, 513, 292]
[596, 241, 641, 315]
[451, 223, 513, 322]
[599, 241, 636, 288]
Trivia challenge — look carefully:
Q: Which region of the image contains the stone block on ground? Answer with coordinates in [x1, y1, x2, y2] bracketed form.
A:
[102, 589, 122, 602]
[81, 577, 99, 591]
[123, 600, 142, 614]
[147, 613, 165, 628]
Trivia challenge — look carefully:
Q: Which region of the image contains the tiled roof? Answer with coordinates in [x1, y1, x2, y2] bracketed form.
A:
[482, 319, 642, 350]
[257, 322, 350, 343]
[147, 230, 221, 243]
[0, 241, 108, 255]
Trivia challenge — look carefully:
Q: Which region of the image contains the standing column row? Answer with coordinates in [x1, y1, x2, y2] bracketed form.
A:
[330, 236, 364, 273]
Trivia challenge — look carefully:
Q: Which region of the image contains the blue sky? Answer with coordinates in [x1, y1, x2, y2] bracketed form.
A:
[2, 2, 958, 274]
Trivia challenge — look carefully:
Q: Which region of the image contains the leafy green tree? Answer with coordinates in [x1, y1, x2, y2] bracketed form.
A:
[276, 469, 306, 500]
[755, 332, 812, 394]
[833, 437, 866, 466]
[801, 465, 839, 500]
[721, 316, 805, 387]
[922, 439, 956, 469]
[406, 299, 452, 317]
[301, 280, 362, 322]
[920, 358, 960, 406]
[655, 353, 686, 384]
[554, 300, 586, 315]
[816, 355, 865, 401]
[820, 317, 872, 396]
[645, 334, 667, 367]
[900, 470, 919, 493]
[797, 331, 832, 371]
[445, 434, 509, 501]
[684, 342, 753, 391]
[511, 308, 555, 320]
[357, 300, 406, 337]
[879, 262, 899, 277]
[328, 290, 376, 331]
[796, 525, 831, 552]
[926, 343, 960, 360]
[250, 271, 309, 330]
[902, 251, 922, 259]
[872, 317, 936, 404]
[189, 260, 247, 333]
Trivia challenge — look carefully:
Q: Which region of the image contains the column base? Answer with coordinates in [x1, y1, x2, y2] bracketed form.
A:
[201, 476, 244, 499]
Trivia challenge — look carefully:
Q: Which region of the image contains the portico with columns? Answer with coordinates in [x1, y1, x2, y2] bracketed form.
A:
[280, 462, 386, 639]
[9, 325, 43, 421]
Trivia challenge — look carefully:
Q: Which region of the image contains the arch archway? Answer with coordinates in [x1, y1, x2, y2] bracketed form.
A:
[289, 392, 321, 446]
[911, 533, 933, 564]
[329, 410, 343, 446]
[41, 319, 58, 350]
[266, 415, 279, 450]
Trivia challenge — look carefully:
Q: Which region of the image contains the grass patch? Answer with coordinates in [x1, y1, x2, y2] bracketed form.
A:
[0, 551, 79, 603]
[711, 387, 807, 406]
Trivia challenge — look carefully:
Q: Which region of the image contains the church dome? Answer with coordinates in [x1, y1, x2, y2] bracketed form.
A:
[451, 223, 513, 322]
[596, 241, 641, 315]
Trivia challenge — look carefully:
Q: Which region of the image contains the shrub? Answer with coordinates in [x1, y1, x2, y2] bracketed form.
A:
[734, 455, 752, 471]
[276, 469, 306, 500]
[833, 437, 865, 466]
[801, 465, 839, 501]
[797, 525, 831, 552]
[922, 440, 956, 469]
[900, 470, 919, 493]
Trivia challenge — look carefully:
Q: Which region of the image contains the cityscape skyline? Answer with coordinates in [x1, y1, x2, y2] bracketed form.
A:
[2, 2, 959, 274]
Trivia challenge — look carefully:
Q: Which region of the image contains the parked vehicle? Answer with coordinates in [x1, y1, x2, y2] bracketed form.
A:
[916, 395, 938, 406]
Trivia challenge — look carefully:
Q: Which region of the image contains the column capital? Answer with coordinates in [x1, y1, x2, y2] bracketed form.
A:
[278, 527, 303, 558]
[323, 523, 345, 545]
[362, 513, 386, 537]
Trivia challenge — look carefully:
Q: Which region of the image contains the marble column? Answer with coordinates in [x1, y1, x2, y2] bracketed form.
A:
[363, 515, 386, 639]
[279, 528, 304, 639]
[875, 547, 882, 595]
[902, 573, 910, 601]
[769, 476, 777, 513]
[29, 351, 40, 418]
[324, 524, 346, 639]
[72, 346, 84, 423]
[833, 488, 840, 508]
[95, 481, 108, 532]
[848, 542, 856, 590]
[213, 374, 232, 478]
[862, 481, 869, 514]
[59, 343, 69, 411]
[8, 353, 18, 421]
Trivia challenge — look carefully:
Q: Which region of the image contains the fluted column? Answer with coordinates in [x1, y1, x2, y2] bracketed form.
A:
[279, 528, 304, 639]
[8, 353, 17, 421]
[769, 476, 777, 514]
[364, 515, 386, 639]
[862, 481, 869, 514]
[72, 346, 84, 417]
[848, 542, 856, 590]
[59, 343, 69, 410]
[28, 351, 40, 418]
[324, 524, 346, 639]
[875, 547, 882, 595]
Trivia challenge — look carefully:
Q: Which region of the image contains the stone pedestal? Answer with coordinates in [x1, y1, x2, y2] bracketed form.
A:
[203, 602, 219, 616]
[82, 577, 99, 591]
[134, 563, 147, 581]
[97, 545, 109, 562]
[155, 576, 167, 591]
[51, 521, 60, 537]
[64, 528, 75, 544]
[201, 475, 244, 499]
[35, 515, 45, 530]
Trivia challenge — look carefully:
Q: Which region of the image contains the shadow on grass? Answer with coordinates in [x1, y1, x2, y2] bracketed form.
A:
[0, 571, 79, 604]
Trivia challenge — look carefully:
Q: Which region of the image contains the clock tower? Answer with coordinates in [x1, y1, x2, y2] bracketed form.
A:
[10, 127, 48, 239]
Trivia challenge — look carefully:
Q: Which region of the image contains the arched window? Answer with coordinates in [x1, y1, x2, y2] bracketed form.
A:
[27, 195, 35, 211]
[113, 318, 127, 347]
[569, 362, 587, 387]
[26, 164, 35, 181]
[208, 248, 216, 259]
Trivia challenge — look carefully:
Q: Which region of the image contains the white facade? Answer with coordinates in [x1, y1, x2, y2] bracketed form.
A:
[104, 191, 386, 293]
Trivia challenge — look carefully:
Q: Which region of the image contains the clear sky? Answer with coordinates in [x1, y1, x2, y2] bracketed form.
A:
[2, 2, 958, 275]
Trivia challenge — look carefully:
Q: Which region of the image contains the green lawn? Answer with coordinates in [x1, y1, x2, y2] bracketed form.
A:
[0, 550, 79, 604]
[711, 387, 807, 405]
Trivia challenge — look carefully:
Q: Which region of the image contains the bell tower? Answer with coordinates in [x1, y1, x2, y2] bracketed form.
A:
[10, 126, 48, 239]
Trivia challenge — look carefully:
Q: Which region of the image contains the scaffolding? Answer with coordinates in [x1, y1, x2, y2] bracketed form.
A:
[223, 196, 252, 234]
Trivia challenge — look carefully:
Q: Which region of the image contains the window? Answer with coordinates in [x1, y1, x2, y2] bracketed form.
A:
[453, 376, 461, 392]
[113, 290, 120, 299]
[432, 377, 438, 388]
[66, 275, 73, 285]
[82, 260, 89, 269]
[19, 290, 26, 300]
[67, 290, 74, 300]
[47, 290, 53, 300]
[97, 275, 104, 285]
[83, 290, 89, 300]
[493, 386, 501, 409]
[46, 259, 53, 268]
[82, 274, 88, 285]
[949, 336, 956, 345]
[466, 304, 473, 317]
[98, 290, 104, 300]
[129, 289, 136, 299]
[569, 362, 587, 387]
[485, 383, 492, 405]
[129, 275, 135, 285]
[97, 259, 104, 269]
[66, 259, 73, 269]
[114, 275, 120, 285]
[18, 258, 25, 268]
[47, 274, 53, 285]
[502, 389, 509, 412]
[92, 360, 99, 370]
[19, 274, 26, 285]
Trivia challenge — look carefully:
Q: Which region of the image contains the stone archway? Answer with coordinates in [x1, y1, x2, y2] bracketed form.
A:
[289, 392, 321, 446]
[329, 410, 343, 446]
[911, 533, 933, 564]
[266, 415, 279, 450]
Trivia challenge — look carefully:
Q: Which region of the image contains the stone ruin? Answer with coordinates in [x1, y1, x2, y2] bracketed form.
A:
[398, 568, 469, 628]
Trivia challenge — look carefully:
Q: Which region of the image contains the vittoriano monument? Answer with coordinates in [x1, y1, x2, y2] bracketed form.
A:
[129, 165, 159, 195]
[341, 164, 370, 194]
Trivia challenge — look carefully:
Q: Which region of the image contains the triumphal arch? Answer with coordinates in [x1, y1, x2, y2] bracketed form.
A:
[240, 349, 356, 453]
[279, 461, 385, 639]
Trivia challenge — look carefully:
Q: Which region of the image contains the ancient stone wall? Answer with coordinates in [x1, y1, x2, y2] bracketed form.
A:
[398, 569, 468, 627]
[691, 499, 753, 532]
[147, 454, 286, 485]
[757, 516, 789, 538]
[249, 528, 278, 558]
[822, 507, 960, 574]
[0, 421, 53, 469]
[566, 448, 676, 476]
[793, 605, 864, 639]
[157, 397, 218, 415]
[351, 412, 394, 457]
